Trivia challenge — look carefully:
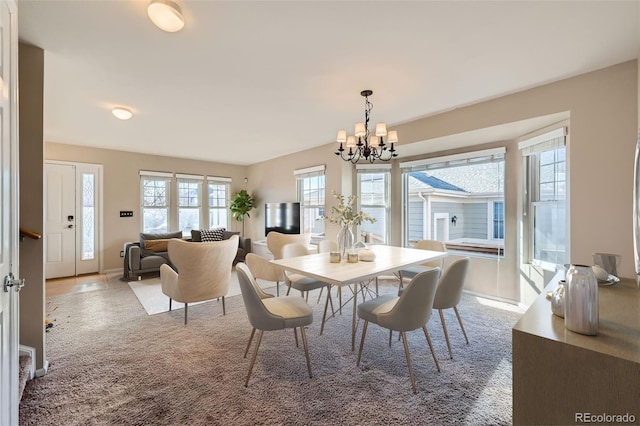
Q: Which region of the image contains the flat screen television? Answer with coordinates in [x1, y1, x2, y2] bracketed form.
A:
[265, 202, 301, 235]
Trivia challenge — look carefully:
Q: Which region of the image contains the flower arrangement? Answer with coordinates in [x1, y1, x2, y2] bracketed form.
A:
[319, 191, 376, 227]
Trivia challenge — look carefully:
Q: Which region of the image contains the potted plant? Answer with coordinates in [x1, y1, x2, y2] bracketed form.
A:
[229, 189, 255, 237]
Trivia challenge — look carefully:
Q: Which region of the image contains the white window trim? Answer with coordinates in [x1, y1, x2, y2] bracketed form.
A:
[207, 179, 231, 229]
[357, 168, 391, 244]
[400, 147, 506, 169]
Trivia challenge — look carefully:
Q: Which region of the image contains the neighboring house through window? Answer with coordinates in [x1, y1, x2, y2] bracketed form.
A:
[400, 147, 505, 257]
[295, 165, 325, 238]
[357, 164, 391, 244]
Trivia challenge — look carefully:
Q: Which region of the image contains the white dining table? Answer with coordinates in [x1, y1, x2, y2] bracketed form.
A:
[272, 245, 447, 351]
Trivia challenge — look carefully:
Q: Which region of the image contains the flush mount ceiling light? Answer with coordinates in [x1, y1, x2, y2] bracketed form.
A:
[147, 0, 185, 33]
[335, 90, 398, 163]
[112, 107, 133, 120]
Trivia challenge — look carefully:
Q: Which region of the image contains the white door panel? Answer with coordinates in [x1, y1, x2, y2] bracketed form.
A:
[45, 163, 76, 279]
[1, 1, 20, 423]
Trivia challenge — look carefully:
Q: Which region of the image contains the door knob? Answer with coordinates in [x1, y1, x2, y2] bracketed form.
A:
[67, 224, 74, 229]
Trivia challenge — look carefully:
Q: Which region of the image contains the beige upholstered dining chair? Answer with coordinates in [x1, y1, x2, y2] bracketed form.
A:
[433, 257, 470, 359]
[281, 243, 335, 334]
[160, 236, 238, 324]
[266, 231, 311, 260]
[398, 240, 446, 289]
[357, 268, 441, 394]
[236, 263, 313, 387]
[245, 253, 285, 296]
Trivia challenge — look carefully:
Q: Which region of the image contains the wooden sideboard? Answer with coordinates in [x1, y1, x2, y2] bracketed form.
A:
[513, 278, 640, 425]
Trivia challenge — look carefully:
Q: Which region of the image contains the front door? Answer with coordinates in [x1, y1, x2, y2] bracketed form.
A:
[0, 0, 20, 423]
[45, 163, 76, 278]
[44, 162, 102, 279]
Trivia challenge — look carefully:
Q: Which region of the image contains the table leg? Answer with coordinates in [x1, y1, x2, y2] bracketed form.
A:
[352, 282, 358, 351]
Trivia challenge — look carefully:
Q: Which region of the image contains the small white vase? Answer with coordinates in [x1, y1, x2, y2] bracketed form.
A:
[337, 225, 354, 258]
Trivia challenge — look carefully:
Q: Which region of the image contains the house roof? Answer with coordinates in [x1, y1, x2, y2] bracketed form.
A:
[408, 172, 466, 193]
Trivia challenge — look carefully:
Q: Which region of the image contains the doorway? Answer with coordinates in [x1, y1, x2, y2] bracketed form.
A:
[433, 212, 450, 242]
[45, 161, 103, 279]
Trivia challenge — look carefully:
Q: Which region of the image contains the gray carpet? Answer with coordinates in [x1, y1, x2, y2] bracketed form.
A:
[20, 275, 523, 425]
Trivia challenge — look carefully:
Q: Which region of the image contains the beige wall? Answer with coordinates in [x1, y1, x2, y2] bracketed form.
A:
[19, 43, 46, 370]
[45, 143, 248, 271]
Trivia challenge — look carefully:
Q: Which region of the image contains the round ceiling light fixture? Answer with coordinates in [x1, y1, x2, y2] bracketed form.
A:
[112, 107, 133, 120]
[147, 0, 185, 33]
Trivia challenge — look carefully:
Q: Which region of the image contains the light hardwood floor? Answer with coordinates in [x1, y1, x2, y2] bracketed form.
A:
[45, 273, 114, 297]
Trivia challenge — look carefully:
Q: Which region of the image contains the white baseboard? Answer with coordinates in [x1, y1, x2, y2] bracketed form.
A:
[18, 345, 36, 380]
[35, 360, 49, 378]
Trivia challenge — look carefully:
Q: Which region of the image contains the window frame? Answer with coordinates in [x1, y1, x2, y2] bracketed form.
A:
[207, 177, 231, 230]
[140, 171, 172, 234]
[520, 127, 568, 267]
[356, 164, 391, 245]
[294, 165, 326, 237]
[176, 174, 204, 237]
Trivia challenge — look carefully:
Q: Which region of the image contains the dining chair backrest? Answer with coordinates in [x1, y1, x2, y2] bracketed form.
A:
[236, 263, 286, 331]
[245, 253, 284, 284]
[414, 239, 446, 269]
[433, 257, 469, 310]
[318, 239, 338, 253]
[281, 243, 309, 259]
[377, 268, 440, 332]
[266, 231, 311, 260]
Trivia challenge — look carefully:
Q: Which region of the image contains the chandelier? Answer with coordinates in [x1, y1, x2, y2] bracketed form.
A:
[335, 90, 398, 163]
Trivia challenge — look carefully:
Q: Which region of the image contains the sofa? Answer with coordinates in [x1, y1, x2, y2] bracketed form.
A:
[123, 229, 252, 281]
[123, 231, 182, 281]
[190, 229, 252, 265]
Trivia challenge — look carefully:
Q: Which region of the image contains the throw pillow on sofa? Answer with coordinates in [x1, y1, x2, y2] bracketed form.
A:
[199, 228, 226, 242]
[140, 231, 183, 257]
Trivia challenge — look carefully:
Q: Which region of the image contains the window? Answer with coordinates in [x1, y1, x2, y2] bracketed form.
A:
[400, 147, 505, 257]
[295, 165, 325, 236]
[177, 174, 203, 236]
[520, 128, 567, 266]
[208, 177, 231, 229]
[81, 172, 95, 260]
[493, 201, 504, 239]
[140, 171, 172, 233]
[357, 165, 391, 244]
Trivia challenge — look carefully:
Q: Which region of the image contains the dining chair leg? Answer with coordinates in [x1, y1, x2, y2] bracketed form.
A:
[439, 309, 453, 359]
[454, 306, 469, 344]
[338, 286, 342, 315]
[422, 325, 441, 372]
[184, 303, 188, 325]
[222, 296, 226, 316]
[398, 271, 404, 291]
[356, 320, 369, 366]
[169, 298, 172, 311]
[245, 329, 264, 387]
[276, 281, 280, 297]
[294, 327, 299, 347]
[244, 328, 256, 359]
[388, 330, 393, 347]
[375, 277, 379, 296]
[286, 285, 291, 296]
[316, 286, 324, 304]
[300, 326, 312, 379]
[401, 331, 417, 394]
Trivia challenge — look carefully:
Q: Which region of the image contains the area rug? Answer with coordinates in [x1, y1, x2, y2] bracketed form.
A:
[128, 270, 276, 315]
[21, 275, 524, 426]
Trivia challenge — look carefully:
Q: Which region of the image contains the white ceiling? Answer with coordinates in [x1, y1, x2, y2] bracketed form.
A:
[18, 1, 640, 166]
